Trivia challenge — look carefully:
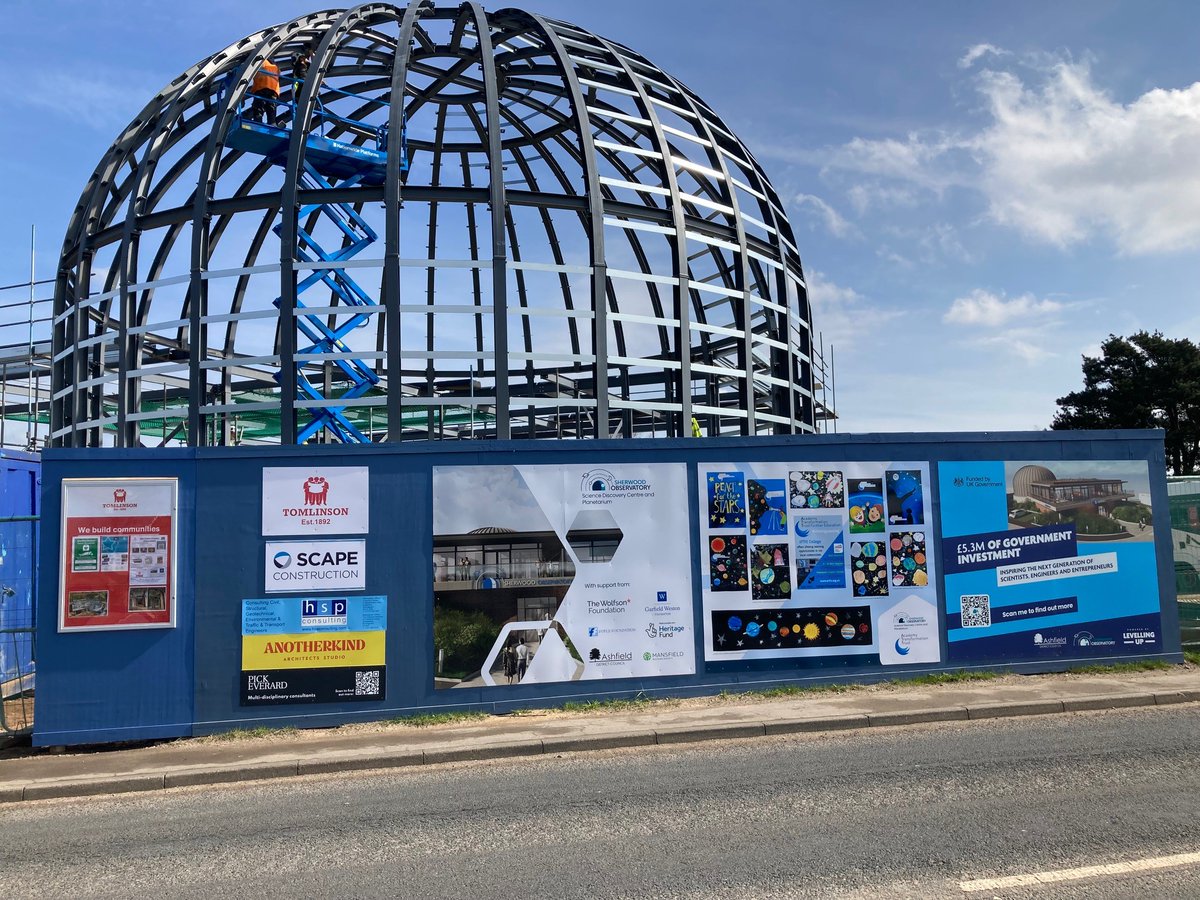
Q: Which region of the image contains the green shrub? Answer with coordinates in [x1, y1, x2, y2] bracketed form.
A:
[433, 605, 500, 674]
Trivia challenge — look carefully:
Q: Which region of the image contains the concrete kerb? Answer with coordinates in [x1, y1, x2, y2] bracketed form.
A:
[3, 689, 1194, 804]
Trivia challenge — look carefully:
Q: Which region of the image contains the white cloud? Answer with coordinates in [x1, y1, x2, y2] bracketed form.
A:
[943, 289, 1063, 327]
[958, 43, 1009, 69]
[804, 270, 900, 351]
[972, 61, 1200, 253]
[793, 193, 857, 238]
[814, 51, 1200, 256]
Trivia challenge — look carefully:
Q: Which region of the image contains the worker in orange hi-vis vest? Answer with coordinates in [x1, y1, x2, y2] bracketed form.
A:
[249, 60, 281, 126]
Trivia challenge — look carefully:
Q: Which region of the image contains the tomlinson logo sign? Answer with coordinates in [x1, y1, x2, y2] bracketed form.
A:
[102, 486, 139, 511]
[265, 540, 366, 592]
[303, 477, 329, 506]
[262, 467, 369, 536]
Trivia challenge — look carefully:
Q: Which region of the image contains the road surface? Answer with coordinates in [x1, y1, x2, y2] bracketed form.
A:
[2, 704, 1198, 898]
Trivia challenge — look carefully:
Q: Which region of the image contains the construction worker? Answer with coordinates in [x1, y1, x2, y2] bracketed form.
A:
[249, 59, 281, 126]
[292, 43, 315, 86]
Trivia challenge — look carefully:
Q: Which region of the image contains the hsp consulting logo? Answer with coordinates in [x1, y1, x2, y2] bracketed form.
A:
[300, 597, 347, 628]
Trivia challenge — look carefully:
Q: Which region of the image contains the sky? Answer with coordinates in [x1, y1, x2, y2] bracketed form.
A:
[1, 0, 1198, 435]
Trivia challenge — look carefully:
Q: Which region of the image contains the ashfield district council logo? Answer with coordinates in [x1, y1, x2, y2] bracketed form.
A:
[582, 469, 615, 493]
[273, 551, 292, 569]
[303, 476, 330, 506]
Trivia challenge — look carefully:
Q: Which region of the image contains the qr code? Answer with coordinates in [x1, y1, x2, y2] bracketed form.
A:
[355, 670, 381, 696]
[961, 594, 991, 628]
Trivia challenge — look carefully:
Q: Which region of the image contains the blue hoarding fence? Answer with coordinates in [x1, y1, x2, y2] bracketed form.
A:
[32, 430, 1181, 747]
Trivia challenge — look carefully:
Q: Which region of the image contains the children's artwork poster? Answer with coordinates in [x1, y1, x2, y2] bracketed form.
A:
[240, 596, 387, 705]
[432, 464, 694, 689]
[939, 460, 1164, 662]
[698, 462, 940, 665]
[59, 478, 177, 632]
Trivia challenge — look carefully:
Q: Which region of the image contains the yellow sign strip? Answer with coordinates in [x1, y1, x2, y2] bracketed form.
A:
[242, 631, 385, 670]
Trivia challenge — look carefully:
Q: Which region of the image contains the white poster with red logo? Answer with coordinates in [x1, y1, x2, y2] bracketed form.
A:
[59, 478, 178, 632]
[261, 467, 369, 536]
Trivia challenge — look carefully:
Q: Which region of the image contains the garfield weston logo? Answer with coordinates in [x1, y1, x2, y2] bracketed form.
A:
[303, 476, 329, 507]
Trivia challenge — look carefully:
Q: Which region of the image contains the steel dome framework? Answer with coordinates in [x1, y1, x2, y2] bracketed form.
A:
[52, 1, 833, 447]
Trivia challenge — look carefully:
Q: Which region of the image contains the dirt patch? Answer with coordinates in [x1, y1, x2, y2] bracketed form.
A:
[2, 694, 33, 733]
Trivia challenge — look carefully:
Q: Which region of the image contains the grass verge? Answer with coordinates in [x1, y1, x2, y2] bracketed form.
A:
[1184, 650, 1200, 666]
[202, 726, 299, 742]
[1065, 659, 1173, 675]
[390, 710, 489, 727]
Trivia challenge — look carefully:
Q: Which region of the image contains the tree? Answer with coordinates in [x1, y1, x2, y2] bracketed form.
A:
[1052, 331, 1200, 475]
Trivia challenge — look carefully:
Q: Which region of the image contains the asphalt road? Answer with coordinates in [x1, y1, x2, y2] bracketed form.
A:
[2, 705, 1199, 899]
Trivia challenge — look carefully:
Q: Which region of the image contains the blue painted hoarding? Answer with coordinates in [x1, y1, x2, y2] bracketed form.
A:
[31, 430, 1180, 746]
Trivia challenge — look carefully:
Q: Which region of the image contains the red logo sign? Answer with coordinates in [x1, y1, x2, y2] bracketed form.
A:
[114, 489, 127, 503]
[303, 477, 329, 507]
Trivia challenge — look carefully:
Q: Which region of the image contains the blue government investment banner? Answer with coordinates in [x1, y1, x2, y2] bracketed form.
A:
[938, 460, 1163, 661]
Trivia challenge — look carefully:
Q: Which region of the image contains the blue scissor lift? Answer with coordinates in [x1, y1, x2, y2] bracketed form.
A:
[224, 78, 408, 443]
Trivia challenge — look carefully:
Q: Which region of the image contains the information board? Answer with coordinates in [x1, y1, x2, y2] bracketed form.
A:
[59, 478, 177, 632]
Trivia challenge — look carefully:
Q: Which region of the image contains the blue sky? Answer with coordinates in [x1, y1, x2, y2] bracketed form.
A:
[2, 0, 1198, 433]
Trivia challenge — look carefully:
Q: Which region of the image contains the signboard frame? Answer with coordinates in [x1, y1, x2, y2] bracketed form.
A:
[58, 476, 179, 633]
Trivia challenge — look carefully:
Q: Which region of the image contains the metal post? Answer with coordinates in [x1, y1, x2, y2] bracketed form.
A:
[27, 225, 35, 448]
